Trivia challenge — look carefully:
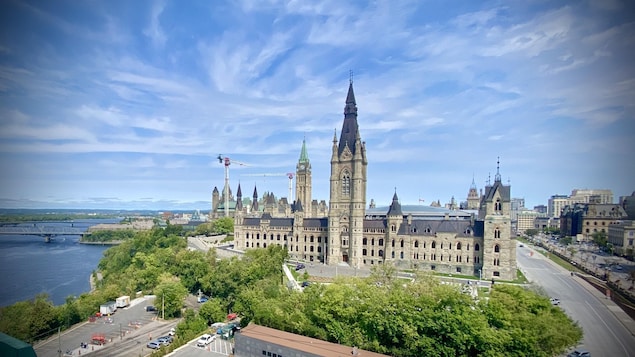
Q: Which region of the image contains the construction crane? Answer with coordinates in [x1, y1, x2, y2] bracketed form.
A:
[241, 173, 295, 202]
[217, 154, 248, 217]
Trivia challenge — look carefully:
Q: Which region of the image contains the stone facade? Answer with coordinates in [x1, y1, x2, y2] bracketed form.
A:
[233, 81, 517, 280]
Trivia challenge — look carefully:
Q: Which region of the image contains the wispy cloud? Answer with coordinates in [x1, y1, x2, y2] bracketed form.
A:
[0, 0, 632, 209]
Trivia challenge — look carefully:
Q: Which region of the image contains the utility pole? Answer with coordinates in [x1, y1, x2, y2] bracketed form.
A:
[162, 294, 165, 320]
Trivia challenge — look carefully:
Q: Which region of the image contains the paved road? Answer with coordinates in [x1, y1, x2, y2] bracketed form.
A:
[517, 243, 635, 356]
[34, 296, 174, 357]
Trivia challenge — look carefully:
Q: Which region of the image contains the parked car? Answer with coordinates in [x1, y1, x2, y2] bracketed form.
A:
[147, 340, 161, 349]
[295, 263, 305, 271]
[301, 281, 311, 287]
[550, 298, 561, 306]
[168, 328, 176, 336]
[567, 348, 591, 357]
[197, 296, 208, 303]
[145, 305, 156, 312]
[196, 334, 215, 347]
[157, 335, 173, 345]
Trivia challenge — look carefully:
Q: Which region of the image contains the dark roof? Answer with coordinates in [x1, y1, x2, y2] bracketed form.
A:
[483, 181, 510, 202]
[387, 192, 403, 216]
[295, 199, 304, 212]
[338, 81, 360, 156]
[304, 218, 328, 228]
[364, 220, 387, 228]
[397, 219, 476, 236]
[366, 205, 472, 219]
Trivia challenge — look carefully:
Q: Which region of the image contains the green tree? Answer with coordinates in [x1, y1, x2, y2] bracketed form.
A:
[198, 298, 227, 324]
[592, 231, 608, 249]
[211, 217, 234, 234]
[153, 274, 188, 319]
[525, 229, 539, 237]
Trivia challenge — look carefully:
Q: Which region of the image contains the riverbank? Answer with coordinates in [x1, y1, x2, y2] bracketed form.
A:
[79, 240, 122, 245]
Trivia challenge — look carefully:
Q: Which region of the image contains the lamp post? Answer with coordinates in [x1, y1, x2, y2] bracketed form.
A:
[478, 269, 482, 281]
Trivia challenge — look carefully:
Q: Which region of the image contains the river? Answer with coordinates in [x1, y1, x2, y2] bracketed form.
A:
[0, 219, 119, 307]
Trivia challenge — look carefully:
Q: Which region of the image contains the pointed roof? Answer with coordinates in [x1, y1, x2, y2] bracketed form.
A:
[299, 137, 309, 164]
[236, 184, 243, 211]
[387, 192, 403, 216]
[338, 80, 360, 156]
[294, 199, 304, 212]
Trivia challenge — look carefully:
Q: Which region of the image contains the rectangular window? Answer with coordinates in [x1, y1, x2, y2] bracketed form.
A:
[456, 267, 461, 273]
[493, 271, 500, 277]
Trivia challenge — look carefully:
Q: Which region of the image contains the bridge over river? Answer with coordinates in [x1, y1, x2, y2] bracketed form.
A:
[0, 226, 88, 242]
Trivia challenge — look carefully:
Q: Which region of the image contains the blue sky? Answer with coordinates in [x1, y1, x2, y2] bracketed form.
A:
[0, 0, 633, 211]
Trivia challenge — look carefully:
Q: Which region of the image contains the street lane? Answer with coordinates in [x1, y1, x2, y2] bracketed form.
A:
[517, 244, 635, 356]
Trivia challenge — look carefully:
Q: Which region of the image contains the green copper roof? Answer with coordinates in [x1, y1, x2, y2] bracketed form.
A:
[299, 138, 309, 163]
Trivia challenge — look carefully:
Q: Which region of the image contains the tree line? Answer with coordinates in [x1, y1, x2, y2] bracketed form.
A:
[0, 221, 582, 356]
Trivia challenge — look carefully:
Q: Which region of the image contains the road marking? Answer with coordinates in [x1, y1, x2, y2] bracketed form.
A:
[584, 300, 629, 356]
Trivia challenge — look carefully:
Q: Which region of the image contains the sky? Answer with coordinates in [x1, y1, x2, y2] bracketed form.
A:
[0, 0, 634, 211]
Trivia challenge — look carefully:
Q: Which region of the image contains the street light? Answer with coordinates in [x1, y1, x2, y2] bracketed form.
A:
[478, 269, 482, 281]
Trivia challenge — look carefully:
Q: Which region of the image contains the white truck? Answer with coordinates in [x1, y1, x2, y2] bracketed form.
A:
[99, 301, 117, 315]
[116, 295, 130, 308]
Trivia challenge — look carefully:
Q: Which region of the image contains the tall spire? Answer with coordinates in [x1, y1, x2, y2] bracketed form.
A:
[299, 137, 309, 164]
[338, 79, 359, 155]
[495, 156, 501, 182]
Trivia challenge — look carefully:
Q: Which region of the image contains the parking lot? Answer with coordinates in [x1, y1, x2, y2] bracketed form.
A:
[168, 333, 234, 357]
[34, 296, 167, 357]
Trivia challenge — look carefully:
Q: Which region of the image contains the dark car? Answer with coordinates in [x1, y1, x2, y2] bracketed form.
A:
[567, 349, 591, 357]
[145, 305, 156, 312]
[301, 281, 311, 287]
[147, 340, 161, 349]
[295, 263, 305, 271]
[157, 335, 173, 345]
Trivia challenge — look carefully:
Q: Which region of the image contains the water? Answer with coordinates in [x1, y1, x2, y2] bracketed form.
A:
[0, 219, 118, 307]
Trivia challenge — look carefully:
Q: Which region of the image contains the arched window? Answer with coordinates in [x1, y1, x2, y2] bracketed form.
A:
[363, 237, 368, 245]
[432, 241, 436, 248]
[425, 227, 431, 233]
[475, 243, 480, 251]
[400, 252, 404, 259]
[378, 239, 384, 246]
[363, 248, 367, 255]
[441, 243, 443, 249]
[371, 238, 375, 246]
[371, 250, 374, 257]
[391, 224, 396, 232]
[495, 198, 502, 212]
[494, 244, 500, 253]
[263, 243, 267, 248]
[456, 242, 462, 250]
[391, 239, 395, 247]
[277, 234, 280, 241]
[256, 233, 260, 240]
[414, 240, 419, 248]
[342, 172, 351, 195]
[400, 240, 404, 248]
[379, 250, 384, 257]
[391, 251, 395, 258]
[494, 228, 500, 239]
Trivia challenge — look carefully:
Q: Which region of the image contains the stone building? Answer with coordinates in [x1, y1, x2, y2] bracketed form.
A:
[560, 202, 628, 242]
[233, 81, 517, 280]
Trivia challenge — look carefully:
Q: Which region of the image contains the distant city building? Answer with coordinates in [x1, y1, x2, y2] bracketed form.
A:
[231, 81, 517, 281]
[516, 210, 540, 233]
[548, 189, 614, 219]
[534, 205, 548, 215]
[560, 202, 627, 242]
[548, 194, 570, 218]
[609, 192, 635, 256]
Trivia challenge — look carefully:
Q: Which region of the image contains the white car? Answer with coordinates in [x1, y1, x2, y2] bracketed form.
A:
[550, 298, 561, 305]
[196, 334, 215, 347]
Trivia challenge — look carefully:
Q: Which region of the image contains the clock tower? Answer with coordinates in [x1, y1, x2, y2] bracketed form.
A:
[295, 138, 312, 217]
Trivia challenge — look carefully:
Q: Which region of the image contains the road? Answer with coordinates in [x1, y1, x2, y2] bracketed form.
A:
[517, 243, 635, 356]
[34, 296, 176, 357]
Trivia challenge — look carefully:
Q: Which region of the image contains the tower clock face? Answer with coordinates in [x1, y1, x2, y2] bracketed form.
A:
[299, 164, 305, 170]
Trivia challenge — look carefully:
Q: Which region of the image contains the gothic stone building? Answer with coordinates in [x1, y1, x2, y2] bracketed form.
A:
[233, 81, 516, 281]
